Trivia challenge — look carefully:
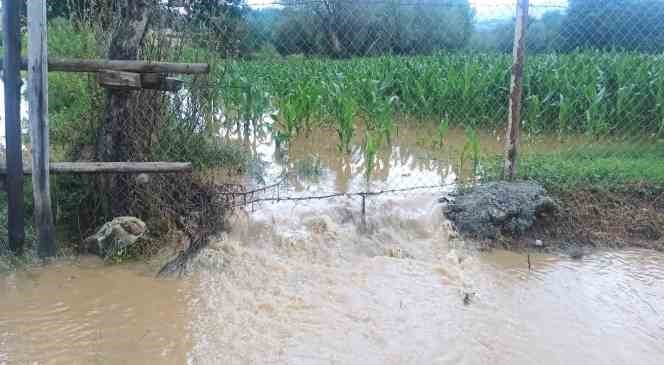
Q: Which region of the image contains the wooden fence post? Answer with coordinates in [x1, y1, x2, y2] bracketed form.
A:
[28, 0, 56, 258]
[504, 0, 529, 180]
[2, 0, 26, 254]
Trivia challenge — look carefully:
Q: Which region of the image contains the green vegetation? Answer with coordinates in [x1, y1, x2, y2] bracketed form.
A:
[460, 127, 481, 177]
[43, 0, 664, 57]
[270, 0, 473, 57]
[483, 142, 664, 190]
[0, 184, 37, 271]
[218, 52, 664, 139]
[4, 21, 255, 255]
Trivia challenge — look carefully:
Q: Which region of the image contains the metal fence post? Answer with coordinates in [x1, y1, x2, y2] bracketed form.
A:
[28, 0, 57, 258]
[3, 0, 26, 254]
[504, 0, 529, 180]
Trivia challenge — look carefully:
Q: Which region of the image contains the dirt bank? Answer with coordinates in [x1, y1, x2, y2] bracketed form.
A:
[520, 184, 664, 252]
[445, 182, 664, 253]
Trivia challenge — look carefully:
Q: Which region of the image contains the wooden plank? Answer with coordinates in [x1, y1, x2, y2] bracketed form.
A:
[0, 162, 193, 175]
[97, 70, 142, 90]
[28, 0, 56, 258]
[503, 0, 529, 180]
[141, 73, 184, 92]
[2, 0, 26, 255]
[1, 57, 209, 74]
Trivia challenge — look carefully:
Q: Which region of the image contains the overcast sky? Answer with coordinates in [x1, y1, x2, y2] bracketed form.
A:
[246, 0, 569, 20]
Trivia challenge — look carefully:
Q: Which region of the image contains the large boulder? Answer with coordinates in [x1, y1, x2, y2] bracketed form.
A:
[82, 217, 147, 259]
[443, 182, 558, 240]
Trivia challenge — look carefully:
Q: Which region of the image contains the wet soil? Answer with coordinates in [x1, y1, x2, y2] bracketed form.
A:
[508, 184, 664, 253]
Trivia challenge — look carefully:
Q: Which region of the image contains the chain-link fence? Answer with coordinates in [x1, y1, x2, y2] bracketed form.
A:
[2, 1, 228, 258]
[205, 0, 664, 209]
[46, 2, 228, 258]
[3, 0, 664, 255]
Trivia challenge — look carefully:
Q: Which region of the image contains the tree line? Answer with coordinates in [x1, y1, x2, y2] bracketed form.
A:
[45, 0, 664, 57]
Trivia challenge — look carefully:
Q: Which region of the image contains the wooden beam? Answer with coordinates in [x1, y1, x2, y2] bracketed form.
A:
[503, 0, 529, 180]
[28, 0, 56, 258]
[2, 0, 26, 255]
[141, 73, 184, 92]
[1, 57, 209, 74]
[0, 162, 193, 175]
[97, 70, 142, 90]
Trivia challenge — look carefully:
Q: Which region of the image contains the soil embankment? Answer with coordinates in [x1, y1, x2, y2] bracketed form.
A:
[444, 182, 664, 253]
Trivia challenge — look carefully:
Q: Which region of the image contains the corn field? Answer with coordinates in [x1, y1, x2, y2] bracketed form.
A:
[217, 52, 664, 136]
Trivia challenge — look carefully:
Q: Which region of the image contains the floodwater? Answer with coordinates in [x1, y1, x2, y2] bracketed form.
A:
[0, 258, 192, 364]
[210, 115, 589, 195]
[2, 121, 664, 364]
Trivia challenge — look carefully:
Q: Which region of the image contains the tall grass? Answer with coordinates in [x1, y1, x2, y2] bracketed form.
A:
[216, 51, 664, 140]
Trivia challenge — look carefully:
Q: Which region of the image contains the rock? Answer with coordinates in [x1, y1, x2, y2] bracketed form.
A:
[463, 292, 476, 306]
[488, 207, 508, 224]
[444, 182, 559, 240]
[535, 197, 559, 216]
[82, 217, 147, 259]
[568, 246, 585, 260]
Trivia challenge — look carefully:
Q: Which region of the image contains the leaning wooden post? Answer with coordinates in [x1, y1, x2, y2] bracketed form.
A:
[503, 0, 529, 180]
[28, 0, 57, 258]
[2, 0, 26, 254]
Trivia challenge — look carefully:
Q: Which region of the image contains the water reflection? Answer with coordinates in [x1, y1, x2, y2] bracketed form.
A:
[216, 114, 577, 196]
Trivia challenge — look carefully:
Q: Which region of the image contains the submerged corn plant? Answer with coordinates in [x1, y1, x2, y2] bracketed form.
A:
[359, 78, 397, 142]
[335, 95, 356, 153]
[326, 77, 357, 153]
[363, 130, 382, 184]
[460, 127, 481, 178]
[435, 118, 449, 148]
[275, 96, 300, 144]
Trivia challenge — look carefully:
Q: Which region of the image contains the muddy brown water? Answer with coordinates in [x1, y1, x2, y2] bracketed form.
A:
[2, 121, 664, 364]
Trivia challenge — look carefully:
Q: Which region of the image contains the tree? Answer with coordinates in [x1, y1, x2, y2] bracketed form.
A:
[180, 0, 251, 56]
[273, 0, 474, 56]
[562, 0, 664, 52]
[96, 0, 153, 216]
[470, 11, 564, 53]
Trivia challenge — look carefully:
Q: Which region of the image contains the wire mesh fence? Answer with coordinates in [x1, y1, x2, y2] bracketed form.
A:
[3, 0, 664, 254]
[202, 0, 664, 211]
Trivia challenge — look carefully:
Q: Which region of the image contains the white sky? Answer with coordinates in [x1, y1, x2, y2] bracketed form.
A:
[246, 0, 569, 20]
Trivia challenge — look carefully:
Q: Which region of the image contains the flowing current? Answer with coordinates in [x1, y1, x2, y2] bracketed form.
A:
[2, 192, 664, 364]
[2, 123, 664, 364]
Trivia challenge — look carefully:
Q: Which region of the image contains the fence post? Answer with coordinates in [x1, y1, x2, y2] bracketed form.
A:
[2, 0, 26, 254]
[503, 0, 529, 180]
[28, 0, 57, 258]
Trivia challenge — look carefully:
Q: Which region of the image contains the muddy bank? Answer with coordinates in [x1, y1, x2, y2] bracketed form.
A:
[445, 182, 664, 253]
[523, 184, 664, 252]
